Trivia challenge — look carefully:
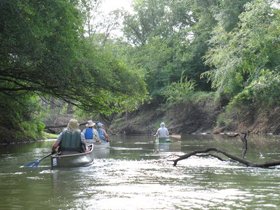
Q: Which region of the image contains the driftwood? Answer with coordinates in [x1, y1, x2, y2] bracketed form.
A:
[170, 134, 181, 139]
[224, 131, 249, 158]
[45, 122, 87, 133]
[172, 147, 280, 168]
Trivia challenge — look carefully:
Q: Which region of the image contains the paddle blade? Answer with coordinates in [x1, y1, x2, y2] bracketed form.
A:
[24, 159, 40, 168]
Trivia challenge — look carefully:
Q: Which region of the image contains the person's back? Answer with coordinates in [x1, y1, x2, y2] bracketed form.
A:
[97, 122, 110, 142]
[52, 119, 86, 154]
[82, 120, 100, 143]
[59, 130, 83, 152]
[157, 127, 169, 138]
[155, 122, 169, 139]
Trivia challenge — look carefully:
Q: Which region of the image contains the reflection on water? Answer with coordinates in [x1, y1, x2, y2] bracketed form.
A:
[93, 143, 110, 159]
[0, 135, 280, 209]
[154, 140, 181, 152]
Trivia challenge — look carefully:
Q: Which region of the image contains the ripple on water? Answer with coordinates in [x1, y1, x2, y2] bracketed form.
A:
[64, 158, 256, 209]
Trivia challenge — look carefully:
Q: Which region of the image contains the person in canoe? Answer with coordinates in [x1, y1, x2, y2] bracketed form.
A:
[52, 119, 87, 154]
[97, 122, 110, 143]
[154, 122, 169, 140]
[82, 120, 100, 143]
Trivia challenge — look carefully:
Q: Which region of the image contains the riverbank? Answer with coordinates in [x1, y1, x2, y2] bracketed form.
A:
[2, 99, 280, 144]
[0, 131, 57, 145]
[109, 100, 280, 136]
[109, 100, 219, 136]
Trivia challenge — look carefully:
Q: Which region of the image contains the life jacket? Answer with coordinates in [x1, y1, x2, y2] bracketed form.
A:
[59, 130, 84, 152]
[84, 128, 93, 139]
[97, 128, 106, 142]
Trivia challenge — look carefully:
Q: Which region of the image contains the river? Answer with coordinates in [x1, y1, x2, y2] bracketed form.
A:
[0, 134, 280, 209]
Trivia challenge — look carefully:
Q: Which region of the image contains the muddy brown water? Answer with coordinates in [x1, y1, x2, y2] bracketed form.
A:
[0, 134, 280, 209]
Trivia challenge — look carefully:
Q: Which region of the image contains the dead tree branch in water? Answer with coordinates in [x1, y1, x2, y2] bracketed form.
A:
[171, 148, 280, 168]
[224, 131, 249, 158]
[45, 122, 87, 133]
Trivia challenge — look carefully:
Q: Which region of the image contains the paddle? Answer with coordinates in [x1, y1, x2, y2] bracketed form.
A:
[170, 134, 181, 139]
[24, 153, 53, 168]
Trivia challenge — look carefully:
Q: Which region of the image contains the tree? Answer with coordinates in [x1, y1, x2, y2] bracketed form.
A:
[0, 0, 147, 141]
[204, 0, 280, 107]
[122, 0, 201, 100]
[0, 0, 147, 112]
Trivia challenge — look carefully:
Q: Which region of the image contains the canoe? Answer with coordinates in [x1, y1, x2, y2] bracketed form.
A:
[51, 144, 94, 169]
[155, 137, 171, 143]
[170, 134, 181, 139]
[93, 141, 110, 149]
[85, 139, 110, 147]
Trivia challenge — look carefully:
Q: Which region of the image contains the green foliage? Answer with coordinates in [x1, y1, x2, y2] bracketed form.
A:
[78, 39, 148, 113]
[122, 0, 232, 99]
[0, 0, 147, 114]
[162, 78, 196, 104]
[42, 132, 58, 139]
[230, 70, 280, 108]
[2, 0, 280, 139]
[204, 0, 280, 103]
[0, 94, 44, 141]
[132, 37, 176, 97]
[214, 0, 252, 31]
[0, 0, 148, 141]
[216, 69, 280, 129]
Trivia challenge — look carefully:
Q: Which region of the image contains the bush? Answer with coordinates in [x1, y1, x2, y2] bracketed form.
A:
[162, 78, 196, 105]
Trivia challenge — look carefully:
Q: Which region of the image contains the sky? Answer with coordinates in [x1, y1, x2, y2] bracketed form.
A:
[92, 0, 134, 38]
[100, 0, 133, 14]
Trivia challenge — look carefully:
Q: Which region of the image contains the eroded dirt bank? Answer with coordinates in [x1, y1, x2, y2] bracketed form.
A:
[109, 101, 280, 136]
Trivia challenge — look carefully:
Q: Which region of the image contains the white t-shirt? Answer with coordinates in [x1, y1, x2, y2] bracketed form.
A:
[156, 127, 169, 138]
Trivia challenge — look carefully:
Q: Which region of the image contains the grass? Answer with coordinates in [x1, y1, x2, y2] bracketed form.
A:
[42, 132, 58, 139]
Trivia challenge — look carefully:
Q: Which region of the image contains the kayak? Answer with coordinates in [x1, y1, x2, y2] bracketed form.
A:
[51, 144, 94, 169]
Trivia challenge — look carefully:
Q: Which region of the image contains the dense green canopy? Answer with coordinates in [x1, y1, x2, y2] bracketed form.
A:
[121, 0, 254, 101]
[0, 0, 146, 111]
[1, 0, 280, 140]
[0, 0, 147, 140]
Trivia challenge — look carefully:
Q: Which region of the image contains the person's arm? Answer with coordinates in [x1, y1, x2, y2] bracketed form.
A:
[103, 129, 110, 142]
[81, 132, 87, 147]
[166, 128, 169, 137]
[93, 129, 101, 142]
[154, 129, 159, 137]
[52, 132, 62, 153]
[81, 132, 86, 141]
[80, 132, 87, 151]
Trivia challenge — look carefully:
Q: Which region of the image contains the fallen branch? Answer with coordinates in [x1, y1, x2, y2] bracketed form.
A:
[224, 131, 249, 158]
[170, 134, 181, 139]
[172, 147, 280, 168]
[45, 122, 87, 130]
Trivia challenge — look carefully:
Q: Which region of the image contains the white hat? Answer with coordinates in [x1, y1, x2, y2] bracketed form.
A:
[86, 120, 95, 127]
[97, 122, 103, 128]
[160, 122, 165, 127]
[67, 119, 80, 131]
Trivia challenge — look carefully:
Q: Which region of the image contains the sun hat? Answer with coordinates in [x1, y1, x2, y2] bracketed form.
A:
[67, 119, 80, 131]
[86, 120, 95, 127]
[97, 122, 103, 128]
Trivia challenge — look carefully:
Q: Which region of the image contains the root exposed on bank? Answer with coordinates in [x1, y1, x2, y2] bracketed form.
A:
[171, 147, 280, 168]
